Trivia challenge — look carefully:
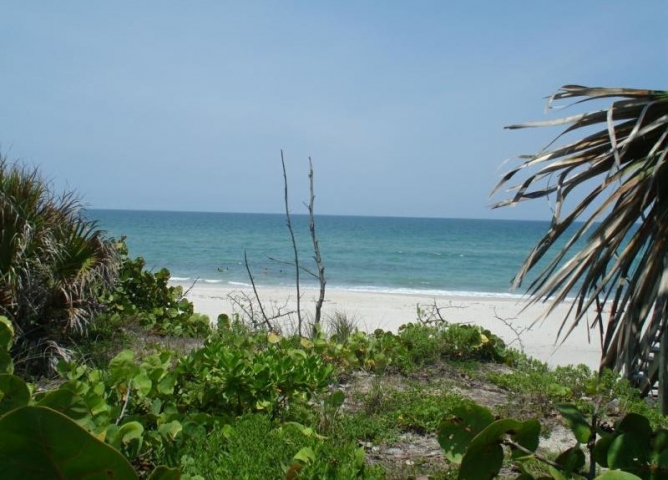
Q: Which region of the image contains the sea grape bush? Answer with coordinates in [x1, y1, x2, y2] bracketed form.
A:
[398, 322, 509, 365]
[100, 239, 211, 338]
[175, 331, 334, 417]
[296, 321, 510, 376]
[54, 348, 205, 469]
[438, 401, 667, 480]
[0, 315, 180, 479]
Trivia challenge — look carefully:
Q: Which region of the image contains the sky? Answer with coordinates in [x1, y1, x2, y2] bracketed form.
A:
[1, 2, 667, 220]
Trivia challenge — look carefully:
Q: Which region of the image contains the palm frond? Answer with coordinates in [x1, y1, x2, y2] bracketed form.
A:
[493, 85, 668, 377]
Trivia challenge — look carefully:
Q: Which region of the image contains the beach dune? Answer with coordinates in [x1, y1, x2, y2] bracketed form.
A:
[183, 284, 602, 370]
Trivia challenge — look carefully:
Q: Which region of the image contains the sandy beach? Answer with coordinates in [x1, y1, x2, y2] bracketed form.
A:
[182, 283, 603, 370]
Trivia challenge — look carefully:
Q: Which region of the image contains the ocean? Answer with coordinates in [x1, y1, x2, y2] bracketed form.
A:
[89, 210, 567, 299]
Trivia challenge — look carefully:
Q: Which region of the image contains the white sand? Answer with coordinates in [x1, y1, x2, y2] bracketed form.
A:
[181, 283, 603, 370]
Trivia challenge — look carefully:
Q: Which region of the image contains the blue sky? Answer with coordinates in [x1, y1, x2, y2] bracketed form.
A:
[1, 2, 666, 220]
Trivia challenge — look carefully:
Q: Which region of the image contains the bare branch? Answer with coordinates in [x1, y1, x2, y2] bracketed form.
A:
[281, 150, 303, 335]
[116, 379, 133, 426]
[266, 256, 319, 278]
[493, 307, 529, 351]
[227, 290, 295, 331]
[244, 250, 273, 331]
[308, 157, 326, 328]
[416, 299, 467, 325]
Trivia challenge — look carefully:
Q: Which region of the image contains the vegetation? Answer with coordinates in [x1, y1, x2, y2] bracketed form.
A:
[0, 156, 120, 374]
[1, 156, 667, 479]
[1, 275, 666, 478]
[492, 86, 668, 406]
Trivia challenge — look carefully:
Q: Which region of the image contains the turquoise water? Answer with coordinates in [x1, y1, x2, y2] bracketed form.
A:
[89, 209, 561, 298]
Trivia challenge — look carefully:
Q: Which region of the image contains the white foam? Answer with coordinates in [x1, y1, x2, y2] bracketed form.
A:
[328, 285, 527, 300]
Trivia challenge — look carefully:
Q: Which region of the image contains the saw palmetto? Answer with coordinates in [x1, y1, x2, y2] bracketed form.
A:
[493, 85, 668, 380]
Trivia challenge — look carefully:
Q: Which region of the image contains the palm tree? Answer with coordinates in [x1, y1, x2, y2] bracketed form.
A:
[0, 156, 120, 373]
[493, 85, 668, 408]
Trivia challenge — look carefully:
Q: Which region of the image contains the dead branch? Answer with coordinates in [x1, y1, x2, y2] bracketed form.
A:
[307, 157, 326, 328]
[244, 250, 273, 331]
[266, 256, 319, 278]
[182, 277, 200, 297]
[493, 307, 529, 351]
[416, 299, 467, 325]
[227, 290, 295, 331]
[281, 150, 303, 335]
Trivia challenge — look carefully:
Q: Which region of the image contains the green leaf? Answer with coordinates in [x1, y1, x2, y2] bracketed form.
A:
[511, 419, 541, 459]
[608, 433, 649, 471]
[293, 446, 316, 464]
[354, 446, 365, 468]
[458, 443, 503, 480]
[616, 413, 652, 438]
[470, 418, 522, 449]
[157, 374, 176, 396]
[0, 317, 14, 351]
[548, 466, 567, 480]
[133, 373, 152, 397]
[652, 429, 668, 454]
[158, 420, 182, 441]
[437, 403, 494, 464]
[556, 404, 591, 444]
[0, 406, 137, 479]
[36, 388, 92, 427]
[595, 472, 643, 480]
[0, 374, 30, 415]
[555, 446, 585, 476]
[656, 448, 668, 469]
[108, 350, 139, 386]
[106, 421, 144, 454]
[118, 421, 144, 445]
[594, 433, 616, 468]
[147, 466, 181, 480]
[0, 350, 14, 375]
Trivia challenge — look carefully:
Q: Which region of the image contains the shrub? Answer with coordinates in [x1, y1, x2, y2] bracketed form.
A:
[99, 240, 211, 338]
[0, 157, 120, 374]
[175, 331, 334, 417]
[180, 413, 382, 479]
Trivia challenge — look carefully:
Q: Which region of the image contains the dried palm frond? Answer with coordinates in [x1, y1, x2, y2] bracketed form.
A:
[493, 85, 668, 377]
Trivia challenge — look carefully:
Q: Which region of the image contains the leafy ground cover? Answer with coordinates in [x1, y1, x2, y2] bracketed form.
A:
[2, 250, 666, 479]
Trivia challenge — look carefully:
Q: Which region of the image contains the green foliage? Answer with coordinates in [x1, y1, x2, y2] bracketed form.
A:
[487, 360, 605, 416]
[0, 405, 138, 480]
[0, 315, 178, 478]
[179, 413, 382, 479]
[0, 157, 120, 375]
[398, 322, 509, 366]
[437, 401, 667, 480]
[0, 373, 31, 414]
[438, 402, 540, 479]
[307, 321, 510, 376]
[100, 240, 211, 338]
[486, 360, 668, 428]
[390, 384, 473, 434]
[54, 348, 199, 469]
[175, 331, 334, 417]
